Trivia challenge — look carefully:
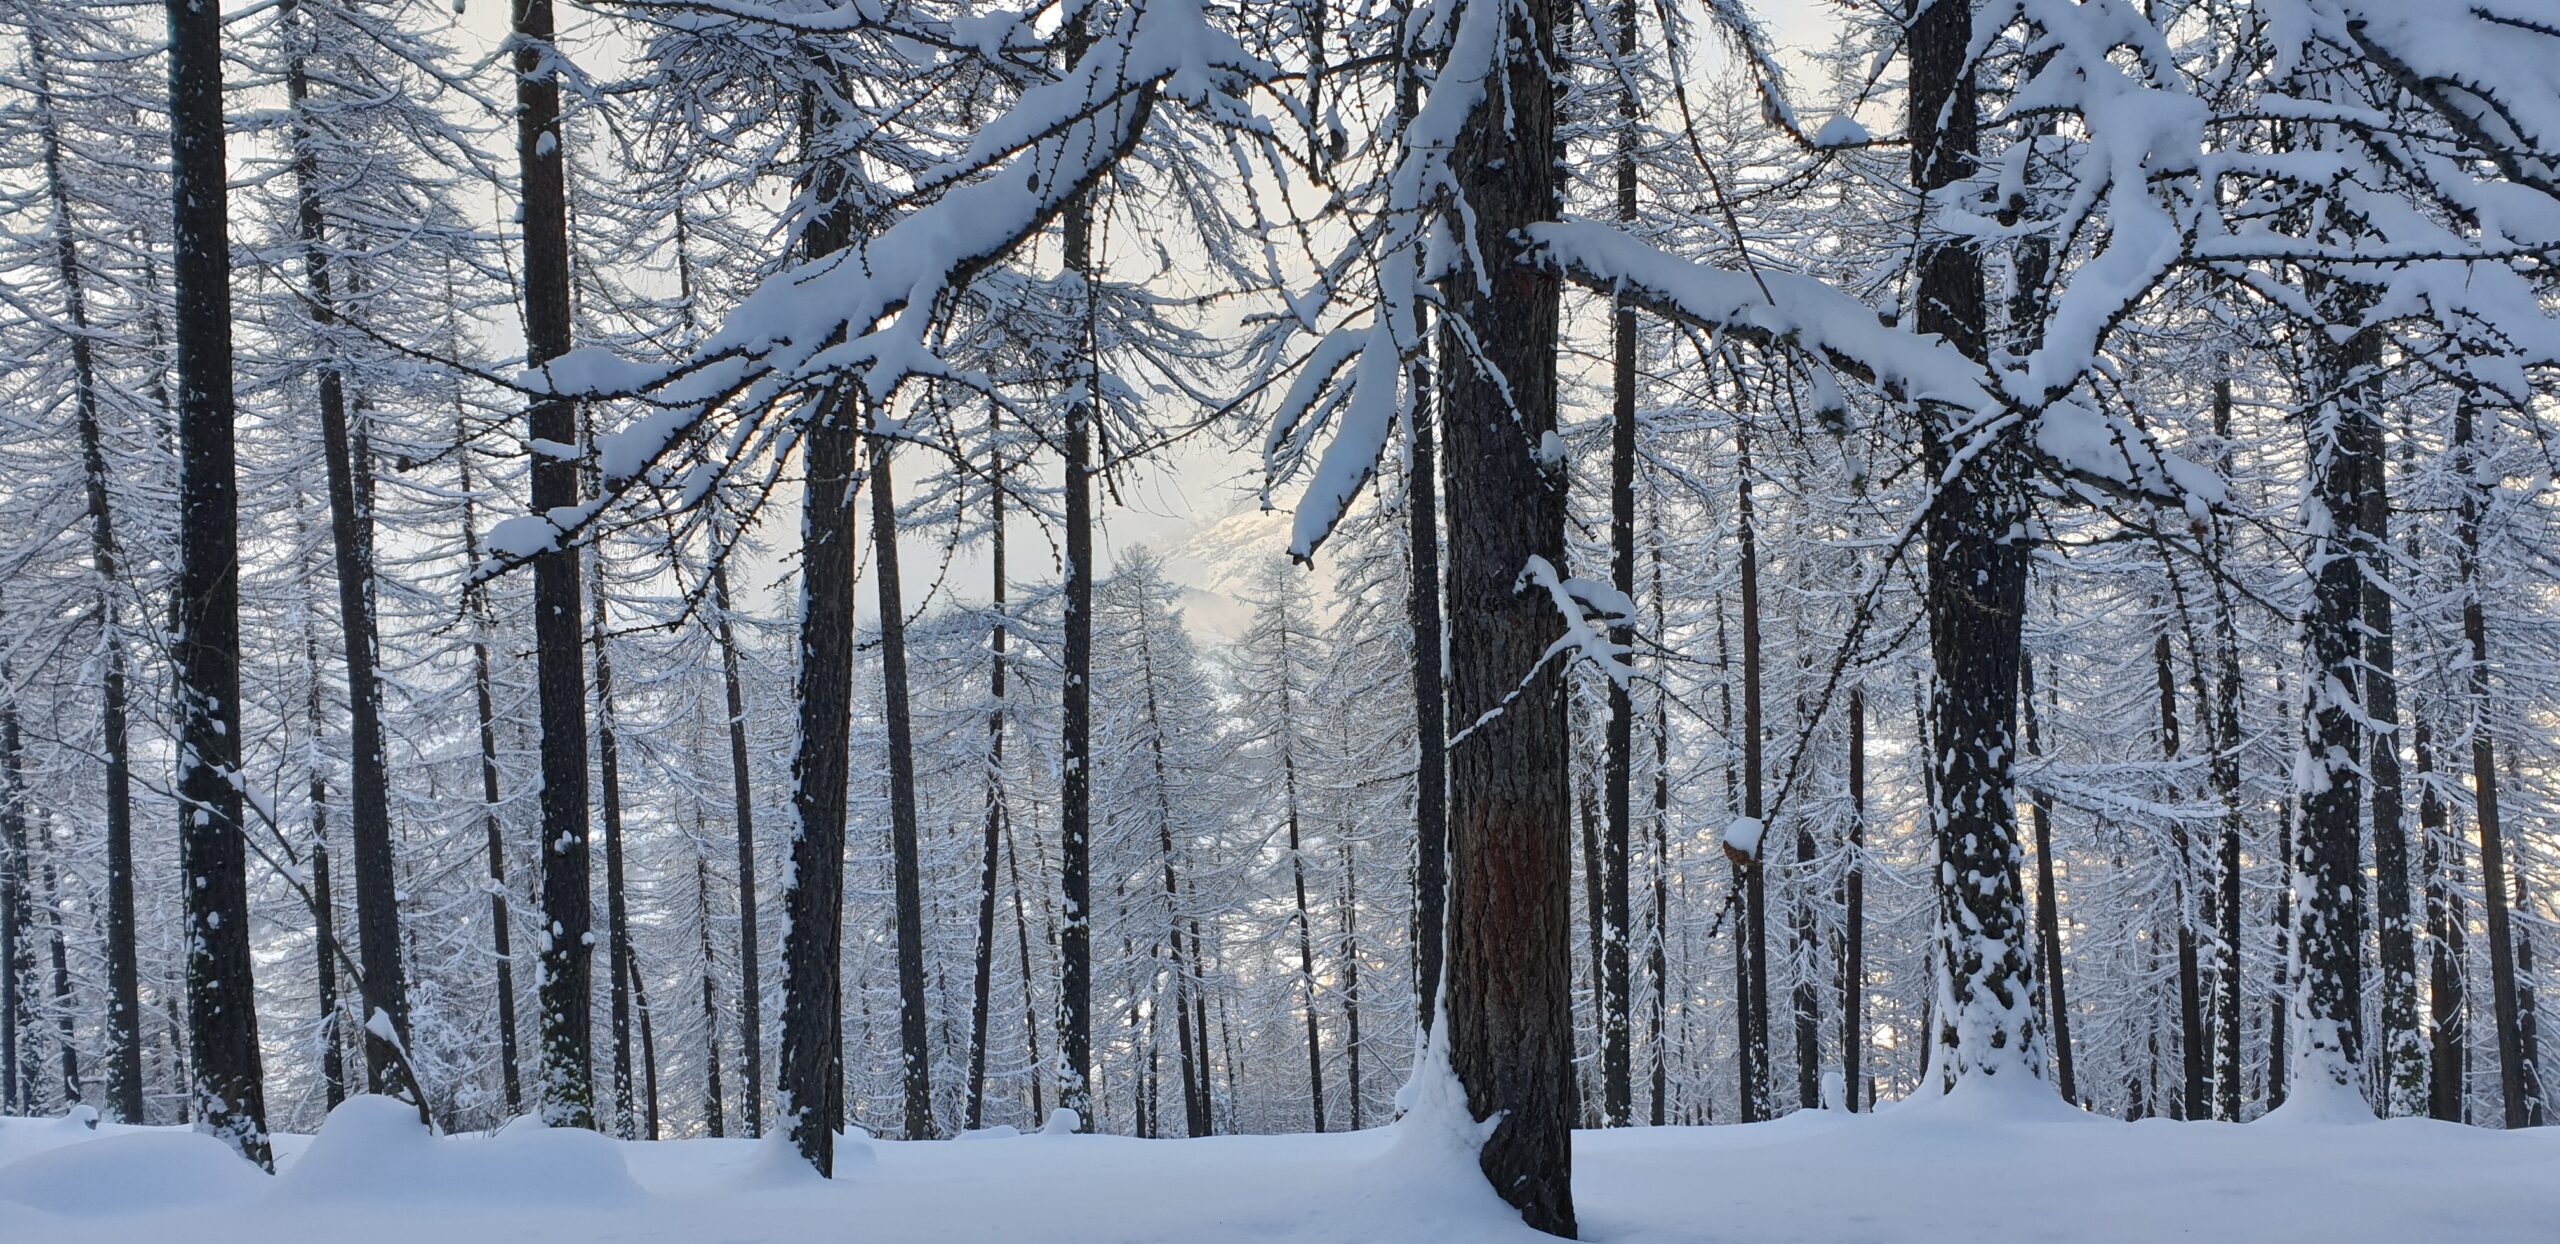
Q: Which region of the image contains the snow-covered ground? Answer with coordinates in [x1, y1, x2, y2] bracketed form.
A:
[3, 1092, 2553, 1242]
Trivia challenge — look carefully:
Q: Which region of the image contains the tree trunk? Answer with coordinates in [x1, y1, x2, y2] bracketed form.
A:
[1341, 836, 1364, 1130]
[166, 0, 272, 1166]
[1285, 738, 1328, 1133]
[283, 5, 411, 1099]
[869, 435, 937, 1141]
[2455, 395, 2531, 1127]
[1440, 0, 1576, 1226]
[696, 853, 727, 1137]
[44, 856, 78, 1105]
[965, 430, 1009, 1132]
[1911, 0, 2044, 1091]
[711, 551, 761, 1137]
[513, 0, 595, 1131]
[457, 426, 525, 1116]
[2293, 317, 2379, 1102]
[29, 32, 143, 1121]
[1058, 170, 1098, 1133]
[1736, 429, 1771, 1121]
[1650, 536, 1673, 1122]
[1843, 686, 1866, 1110]
[2021, 658, 2074, 1101]
[2361, 420, 2420, 1116]
[594, 551, 637, 1139]
[1, 656, 25, 1115]
[1598, 0, 1639, 1129]
[306, 629, 346, 1112]
[1005, 818, 1045, 1122]
[2418, 705, 2463, 1122]
[2155, 633, 2205, 1118]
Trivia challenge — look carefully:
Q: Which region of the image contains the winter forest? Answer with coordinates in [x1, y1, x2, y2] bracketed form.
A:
[1, 0, 2558, 1239]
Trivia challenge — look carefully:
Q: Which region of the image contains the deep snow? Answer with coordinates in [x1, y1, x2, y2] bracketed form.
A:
[2, 1092, 2554, 1242]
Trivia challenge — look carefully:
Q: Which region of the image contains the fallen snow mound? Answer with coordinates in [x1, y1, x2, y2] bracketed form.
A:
[277, 1097, 644, 1207]
[0, 1125, 268, 1216]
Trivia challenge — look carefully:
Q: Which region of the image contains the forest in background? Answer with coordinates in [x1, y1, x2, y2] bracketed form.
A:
[1, 0, 2556, 1234]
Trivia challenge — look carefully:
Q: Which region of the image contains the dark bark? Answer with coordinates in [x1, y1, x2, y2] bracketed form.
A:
[1736, 430, 1771, 1121]
[711, 553, 761, 1137]
[2360, 421, 2419, 1114]
[1843, 686, 1866, 1110]
[965, 431, 1009, 1132]
[28, 33, 142, 1120]
[2155, 633, 2205, 1118]
[2205, 375, 2245, 1121]
[306, 632, 346, 1111]
[2294, 323, 2378, 1099]
[779, 376, 857, 1169]
[594, 552, 637, 1138]
[1440, 0, 1576, 1225]
[1650, 534, 1673, 1123]
[44, 857, 77, 1104]
[1341, 837, 1364, 1130]
[513, 0, 595, 1131]
[696, 854, 727, 1137]
[283, 4, 411, 1098]
[1, 666, 25, 1115]
[1396, 28, 1447, 1046]
[1599, 0, 1639, 1130]
[1286, 733, 1327, 1133]
[1058, 182, 1096, 1133]
[1911, 0, 2042, 1089]
[1004, 818, 1045, 1122]
[869, 436, 937, 1140]
[2455, 395, 2531, 1127]
[167, 0, 272, 1167]
[628, 938, 660, 1139]
[777, 73, 866, 1171]
[2419, 705, 2464, 1121]
[2022, 659, 2074, 1099]
[457, 431, 524, 1116]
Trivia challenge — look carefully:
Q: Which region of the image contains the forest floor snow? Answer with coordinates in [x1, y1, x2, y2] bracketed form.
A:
[2, 1090, 2554, 1242]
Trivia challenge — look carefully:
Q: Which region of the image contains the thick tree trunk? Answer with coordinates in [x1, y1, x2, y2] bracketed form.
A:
[29, 34, 143, 1120]
[2292, 319, 2379, 1103]
[1396, 19, 1447, 1047]
[780, 378, 857, 1169]
[513, 0, 595, 1131]
[1911, 0, 2044, 1091]
[1440, 0, 1576, 1227]
[167, 0, 271, 1165]
[869, 436, 937, 1141]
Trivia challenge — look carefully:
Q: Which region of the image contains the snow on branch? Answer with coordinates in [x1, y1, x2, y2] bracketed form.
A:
[1525, 219, 2225, 515]
[480, 0, 1268, 581]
